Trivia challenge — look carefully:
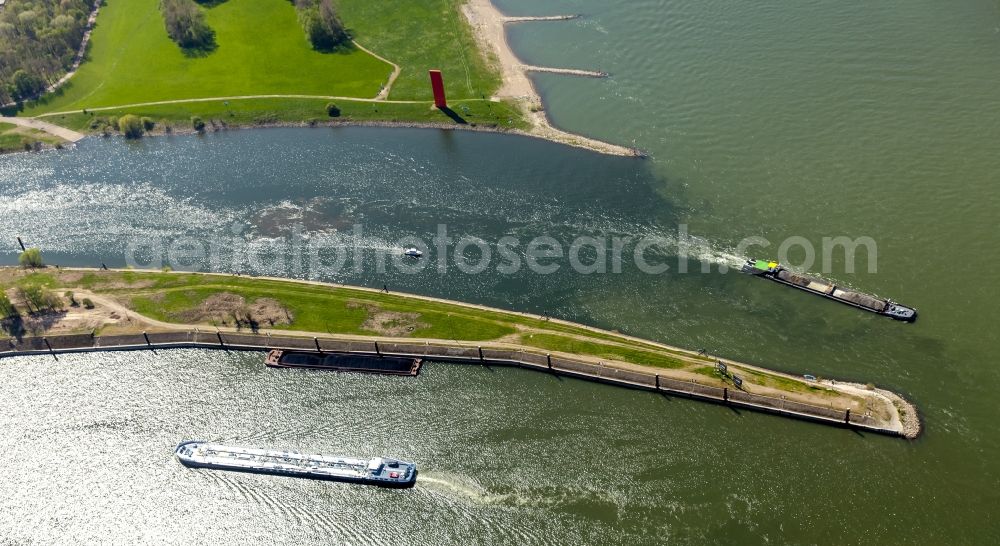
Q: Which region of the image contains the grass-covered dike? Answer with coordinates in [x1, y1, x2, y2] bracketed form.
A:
[0, 266, 919, 438]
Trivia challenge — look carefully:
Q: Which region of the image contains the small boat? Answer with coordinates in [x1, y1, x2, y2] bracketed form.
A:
[741, 259, 917, 322]
[403, 247, 423, 258]
[175, 441, 417, 488]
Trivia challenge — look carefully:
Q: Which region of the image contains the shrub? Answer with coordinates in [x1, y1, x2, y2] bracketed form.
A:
[16, 286, 46, 312]
[141, 117, 156, 131]
[64, 291, 78, 306]
[161, 0, 216, 50]
[120, 114, 144, 139]
[18, 248, 44, 268]
[191, 116, 205, 132]
[81, 298, 95, 310]
[325, 102, 341, 117]
[0, 291, 16, 318]
[108, 116, 120, 131]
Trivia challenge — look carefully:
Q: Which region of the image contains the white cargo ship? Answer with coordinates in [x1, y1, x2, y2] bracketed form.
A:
[175, 441, 417, 488]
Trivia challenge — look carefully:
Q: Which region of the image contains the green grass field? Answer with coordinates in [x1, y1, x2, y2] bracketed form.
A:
[25, 0, 392, 115]
[4, 269, 709, 371]
[337, 0, 501, 100]
[23, 0, 508, 126]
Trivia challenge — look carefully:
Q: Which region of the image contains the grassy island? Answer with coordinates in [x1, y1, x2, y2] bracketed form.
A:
[0, 267, 919, 438]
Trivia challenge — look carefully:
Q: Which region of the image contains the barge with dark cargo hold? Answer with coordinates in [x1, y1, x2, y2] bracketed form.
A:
[265, 349, 422, 375]
[175, 441, 417, 488]
[742, 260, 917, 322]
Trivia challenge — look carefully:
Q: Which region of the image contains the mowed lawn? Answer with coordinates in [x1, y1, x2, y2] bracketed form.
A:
[338, 0, 501, 101]
[26, 0, 392, 115]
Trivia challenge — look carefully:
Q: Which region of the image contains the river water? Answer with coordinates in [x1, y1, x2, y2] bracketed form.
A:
[1, 0, 999, 543]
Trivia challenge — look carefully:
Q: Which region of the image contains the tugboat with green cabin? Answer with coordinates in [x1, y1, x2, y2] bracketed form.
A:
[741, 259, 917, 322]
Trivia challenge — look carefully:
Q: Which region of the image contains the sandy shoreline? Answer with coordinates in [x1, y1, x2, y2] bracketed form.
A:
[462, 0, 642, 157]
[7, 0, 641, 158]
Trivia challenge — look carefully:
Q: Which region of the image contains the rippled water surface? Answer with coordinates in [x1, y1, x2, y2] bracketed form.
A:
[2, 0, 1000, 543]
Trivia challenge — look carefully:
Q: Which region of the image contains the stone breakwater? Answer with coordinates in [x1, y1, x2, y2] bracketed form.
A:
[2, 331, 919, 439]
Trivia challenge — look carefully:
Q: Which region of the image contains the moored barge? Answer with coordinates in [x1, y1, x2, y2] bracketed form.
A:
[741, 260, 917, 322]
[174, 441, 417, 488]
[265, 349, 422, 375]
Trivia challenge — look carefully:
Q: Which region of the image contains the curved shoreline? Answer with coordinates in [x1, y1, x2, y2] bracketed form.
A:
[0, 266, 919, 438]
[10, 0, 642, 158]
[59, 118, 647, 159]
[0, 333, 914, 439]
[462, 0, 641, 157]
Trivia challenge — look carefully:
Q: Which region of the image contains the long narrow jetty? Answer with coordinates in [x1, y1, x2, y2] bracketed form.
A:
[0, 331, 917, 439]
[502, 15, 580, 23]
[521, 65, 608, 78]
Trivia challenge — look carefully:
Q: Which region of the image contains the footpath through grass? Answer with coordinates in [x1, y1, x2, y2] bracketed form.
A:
[0, 123, 64, 153]
[1, 267, 890, 422]
[3, 269, 709, 371]
[337, 0, 501, 100]
[24, 0, 391, 115]
[22, 0, 513, 130]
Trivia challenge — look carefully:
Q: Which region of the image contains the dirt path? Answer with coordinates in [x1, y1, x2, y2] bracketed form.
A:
[0, 116, 84, 142]
[0, 1, 101, 110]
[61, 267, 906, 429]
[9, 1, 641, 157]
[71, 289, 901, 430]
[34, 94, 428, 118]
[44, 1, 102, 97]
[351, 41, 402, 100]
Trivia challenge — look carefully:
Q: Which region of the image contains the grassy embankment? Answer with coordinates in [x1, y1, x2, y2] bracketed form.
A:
[38, 98, 528, 134]
[0, 267, 857, 404]
[0, 122, 64, 153]
[22, 0, 525, 132]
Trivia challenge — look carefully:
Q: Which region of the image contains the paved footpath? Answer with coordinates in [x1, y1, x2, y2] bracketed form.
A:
[0, 116, 86, 142]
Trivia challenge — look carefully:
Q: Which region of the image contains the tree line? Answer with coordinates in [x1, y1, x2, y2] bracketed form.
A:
[0, 0, 93, 105]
